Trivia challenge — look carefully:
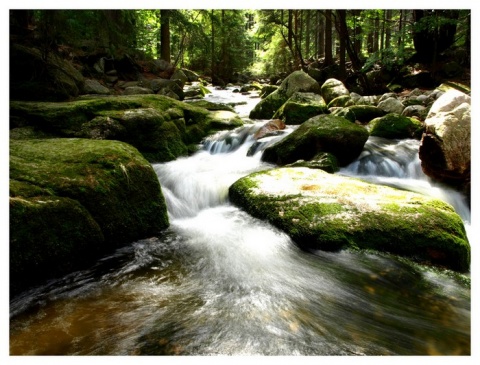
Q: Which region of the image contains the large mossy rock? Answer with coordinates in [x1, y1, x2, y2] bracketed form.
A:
[10, 44, 85, 101]
[367, 113, 425, 139]
[10, 95, 243, 162]
[273, 92, 327, 125]
[249, 71, 320, 120]
[229, 167, 470, 272]
[10, 138, 169, 293]
[261, 114, 369, 167]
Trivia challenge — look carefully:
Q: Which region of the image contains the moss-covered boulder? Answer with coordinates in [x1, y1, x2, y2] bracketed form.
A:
[273, 92, 327, 125]
[249, 71, 320, 120]
[10, 95, 243, 162]
[249, 89, 287, 119]
[261, 114, 369, 166]
[229, 167, 470, 272]
[285, 152, 339, 173]
[10, 138, 169, 293]
[10, 44, 85, 101]
[320, 78, 350, 104]
[326, 95, 353, 108]
[185, 100, 234, 112]
[331, 105, 385, 124]
[367, 113, 425, 139]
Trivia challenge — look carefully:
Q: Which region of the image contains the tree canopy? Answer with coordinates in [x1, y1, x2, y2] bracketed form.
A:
[10, 9, 470, 88]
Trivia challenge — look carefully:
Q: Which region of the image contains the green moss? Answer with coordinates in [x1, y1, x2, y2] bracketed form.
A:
[10, 138, 169, 243]
[261, 114, 369, 166]
[367, 113, 425, 139]
[327, 95, 352, 108]
[10, 137, 170, 292]
[249, 89, 288, 119]
[10, 95, 240, 163]
[10, 195, 104, 293]
[229, 167, 470, 272]
[345, 105, 386, 123]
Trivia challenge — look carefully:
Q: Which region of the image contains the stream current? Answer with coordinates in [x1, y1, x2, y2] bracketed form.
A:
[9, 86, 471, 355]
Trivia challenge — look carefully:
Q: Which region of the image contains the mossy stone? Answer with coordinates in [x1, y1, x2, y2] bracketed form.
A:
[367, 113, 425, 139]
[273, 92, 327, 125]
[261, 114, 369, 167]
[10, 94, 243, 163]
[10, 138, 169, 292]
[229, 167, 470, 272]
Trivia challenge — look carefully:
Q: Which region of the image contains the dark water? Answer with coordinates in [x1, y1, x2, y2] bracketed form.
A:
[9, 88, 471, 355]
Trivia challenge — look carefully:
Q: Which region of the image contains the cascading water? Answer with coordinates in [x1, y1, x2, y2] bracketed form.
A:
[340, 136, 471, 235]
[9, 90, 470, 356]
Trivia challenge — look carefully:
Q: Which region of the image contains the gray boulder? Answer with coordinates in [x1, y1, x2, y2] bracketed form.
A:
[419, 89, 471, 194]
[123, 86, 155, 95]
[83, 79, 111, 95]
[320, 78, 350, 104]
[377, 97, 405, 114]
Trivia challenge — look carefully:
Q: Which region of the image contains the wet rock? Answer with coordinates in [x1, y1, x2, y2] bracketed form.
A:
[274, 92, 328, 125]
[10, 138, 169, 293]
[10, 95, 243, 163]
[229, 167, 470, 272]
[10, 44, 84, 101]
[261, 114, 368, 167]
[249, 71, 320, 120]
[83, 79, 111, 95]
[377, 97, 405, 115]
[123, 86, 155, 95]
[367, 113, 424, 139]
[254, 119, 286, 140]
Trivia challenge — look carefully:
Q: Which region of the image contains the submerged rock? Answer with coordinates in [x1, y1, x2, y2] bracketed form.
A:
[10, 138, 169, 293]
[229, 167, 470, 272]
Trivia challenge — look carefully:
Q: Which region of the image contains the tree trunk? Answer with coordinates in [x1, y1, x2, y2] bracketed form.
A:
[324, 10, 333, 65]
[160, 10, 171, 62]
[385, 10, 392, 50]
[336, 10, 370, 92]
[305, 11, 310, 59]
[373, 13, 379, 53]
[336, 10, 346, 80]
[288, 10, 293, 61]
[352, 10, 362, 55]
[211, 10, 215, 77]
[317, 10, 325, 59]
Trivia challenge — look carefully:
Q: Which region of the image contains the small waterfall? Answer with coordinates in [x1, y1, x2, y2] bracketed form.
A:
[154, 123, 293, 220]
[340, 136, 471, 228]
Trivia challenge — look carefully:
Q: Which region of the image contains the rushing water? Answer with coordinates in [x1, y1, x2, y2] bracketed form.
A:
[9, 88, 471, 356]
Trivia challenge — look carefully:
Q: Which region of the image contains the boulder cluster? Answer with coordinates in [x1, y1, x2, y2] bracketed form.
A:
[9, 53, 471, 292]
[229, 71, 471, 272]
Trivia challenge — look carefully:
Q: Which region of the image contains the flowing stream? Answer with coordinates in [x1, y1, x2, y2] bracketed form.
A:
[9, 87, 471, 355]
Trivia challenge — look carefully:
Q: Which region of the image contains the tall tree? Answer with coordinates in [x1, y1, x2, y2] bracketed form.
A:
[324, 10, 333, 65]
[160, 9, 171, 62]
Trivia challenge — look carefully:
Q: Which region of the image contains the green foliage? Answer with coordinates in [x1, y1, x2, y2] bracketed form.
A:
[13, 9, 470, 84]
